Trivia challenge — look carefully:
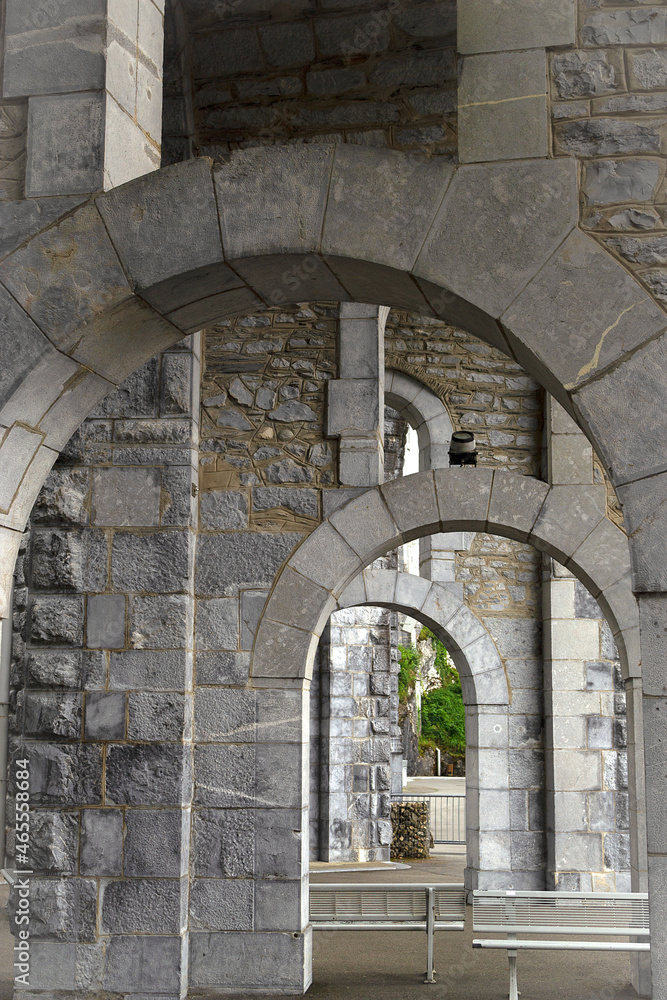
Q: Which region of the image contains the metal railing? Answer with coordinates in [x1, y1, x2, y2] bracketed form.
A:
[392, 794, 466, 844]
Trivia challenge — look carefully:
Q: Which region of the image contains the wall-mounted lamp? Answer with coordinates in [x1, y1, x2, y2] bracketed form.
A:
[449, 431, 477, 467]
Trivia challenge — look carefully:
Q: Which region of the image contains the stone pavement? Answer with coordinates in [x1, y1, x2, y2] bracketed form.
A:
[0, 861, 638, 999]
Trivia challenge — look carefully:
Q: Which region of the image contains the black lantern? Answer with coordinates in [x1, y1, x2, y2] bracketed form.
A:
[449, 431, 477, 467]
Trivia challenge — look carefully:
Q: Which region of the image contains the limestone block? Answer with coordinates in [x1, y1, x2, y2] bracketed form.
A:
[570, 518, 631, 595]
[128, 691, 189, 741]
[393, 572, 431, 614]
[255, 807, 308, 879]
[0, 345, 79, 437]
[531, 485, 606, 563]
[487, 472, 549, 542]
[337, 572, 370, 610]
[419, 583, 463, 633]
[643, 697, 667, 853]
[26, 92, 105, 196]
[329, 490, 400, 564]
[112, 531, 192, 593]
[0, 203, 130, 353]
[194, 687, 256, 743]
[549, 619, 600, 661]
[13, 877, 97, 941]
[582, 9, 667, 47]
[80, 809, 123, 876]
[86, 595, 126, 650]
[251, 619, 319, 680]
[459, 50, 548, 163]
[110, 649, 191, 690]
[509, 749, 545, 790]
[415, 159, 577, 320]
[189, 929, 312, 991]
[192, 808, 255, 878]
[101, 878, 184, 934]
[0, 424, 43, 513]
[26, 742, 102, 806]
[196, 531, 302, 596]
[195, 598, 239, 651]
[85, 691, 126, 740]
[478, 831, 512, 871]
[40, 370, 111, 452]
[189, 879, 254, 931]
[552, 750, 601, 791]
[103, 935, 187, 994]
[545, 715, 587, 750]
[15, 939, 103, 990]
[550, 434, 593, 485]
[255, 879, 308, 932]
[327, 379, 381, 437]
[123, 807, 189, 878]
[554, 830, 604, 872]
[30, 595, 84, 646]
[288, 522, 362, 593]
[0, 283, 57, 417]
[98, 160, 221, 293]
[322, 146, 454, 272]
[194, 744, 255, 808]
[200, 490, 248, 530]
[638, 595, 667, 696]
[105, 744, 191, 805]
[256, 743, 307, 809]
[617, 471, 667, 592]
[262, 566, 333, 635]
[380, 472, 439, 542]
[27, 809, 79, 875]
[215, 145, 334, 259]
[31, 528, 84, 592]
[546, 580, 576, 620]
[256, 688, 308, 745]
[21, 691, 82, 739]
[458, 0, 575, 54]
[434, 467, 493, 532]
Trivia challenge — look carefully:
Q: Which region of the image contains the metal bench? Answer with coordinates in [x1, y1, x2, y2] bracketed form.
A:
[472, 889, 651, 1000]
[310, 882, 466, 983]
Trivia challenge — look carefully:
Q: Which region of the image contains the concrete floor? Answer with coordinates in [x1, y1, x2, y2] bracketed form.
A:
[0, 859, 641, 999]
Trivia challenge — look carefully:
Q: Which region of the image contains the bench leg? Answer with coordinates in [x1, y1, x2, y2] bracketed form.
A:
[508, 949, 519, 1000]
[425, 887, 436, 983]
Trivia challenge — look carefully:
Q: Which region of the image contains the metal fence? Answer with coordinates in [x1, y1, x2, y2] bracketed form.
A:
[392, 794, 466, 845]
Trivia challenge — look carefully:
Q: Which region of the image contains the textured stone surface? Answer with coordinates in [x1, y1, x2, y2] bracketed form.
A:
[196, 532, 301, 595]
[80, 809, 123, 876]
[106, 744, 191, 805]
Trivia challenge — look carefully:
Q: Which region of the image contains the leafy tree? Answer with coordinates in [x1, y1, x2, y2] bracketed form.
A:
[421, 683, 466, 759]
[398, 643, 420, 702]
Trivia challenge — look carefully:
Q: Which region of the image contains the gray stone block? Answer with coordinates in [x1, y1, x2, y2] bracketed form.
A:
[556, 118, 661, 157]
[124, 808, 188, 877]
[85, 691, 126, 739]
[130, 594, 193, 649]
[91, 467, 161, 527]
[459, 50, 548, 163]
[128, 692, 189, 741]
[26, 742, 102, 806]
[604, 832, 630, 871]
[195, 598, 239, 651]
[98, 159, 222, 292]
[586, 661, 613, 691]
[189, 929, 311, 990]
[103, 934, 186, 994]
[26, 92, 105, 197]
[582, 9, 667, 46]
[588, 791, 615, 832]
[505, 229, 667, 394]
[575, 581, 601, 620]
[196, 650, 250, 686]
[458, 0, 575, 54]
[22, 691, 82, 739]
[30, 596, 84, 646]
[194, 688, 255, 743]
[200, 490, 248, 530]
[108, 649, 190, 692]
[255, 879, 307, 931]
[33, 467, 91, 527]
[582, 158, 661, 206]
[28, 809, 79, 875]
[106, 744, 192, 806]
[112, 531, 192, 593]
[101, 879, 184, 934]
[86, 595, 125, 649]
[14, 877, 97, 942]
[252, 487, 319, 519]
[192, 808, 255, 877]
[255, 808, 306, 878]
[419, 157, 577, 320]
[194, 744, 255, 808]
[80, 808, 123, 876]
[552, 50, 623, 100]
[196, 532, 302, 596]
[240, 589, 268, 649]
[189, 878, 253, 931]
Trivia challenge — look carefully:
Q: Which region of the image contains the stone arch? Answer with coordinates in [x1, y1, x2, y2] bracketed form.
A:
[0, 147, 665, 614]
[384, 368, 454, 473]
[334, 567, 510, 890]
[336, 567, 507, 706]
[252, 468, 638, 683]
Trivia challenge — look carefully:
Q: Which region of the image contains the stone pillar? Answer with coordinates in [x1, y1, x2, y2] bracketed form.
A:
[7, 335, 200, 997]
[3, 0, 163, 196]
[316, 606, 393, 863]
[465, 704, 512, 891]
[542, 400, 632, 893]
[327, 304, 388, 488]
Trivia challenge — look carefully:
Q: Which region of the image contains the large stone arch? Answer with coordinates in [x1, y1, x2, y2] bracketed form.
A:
[384, 368, 454, 473]
[252, 468, 637, 683]
[1, 147, 665, 620]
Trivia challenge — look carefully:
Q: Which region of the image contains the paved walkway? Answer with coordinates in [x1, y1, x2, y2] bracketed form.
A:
[0, 860, 641, 999]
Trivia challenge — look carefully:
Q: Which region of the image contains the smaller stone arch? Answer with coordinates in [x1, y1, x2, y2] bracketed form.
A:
[336, 568, 508, 707]
[385, 368, 454, 472]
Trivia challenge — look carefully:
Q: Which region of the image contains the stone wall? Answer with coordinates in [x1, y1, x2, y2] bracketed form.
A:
[173, 0, 457, 157]
[552, 2, 667, 303]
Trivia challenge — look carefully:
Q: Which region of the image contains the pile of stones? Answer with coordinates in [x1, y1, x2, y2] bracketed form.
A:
[390, 802, 430, 859]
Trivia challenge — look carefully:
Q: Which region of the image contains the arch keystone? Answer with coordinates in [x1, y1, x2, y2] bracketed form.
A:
[434, 467, 493, 531]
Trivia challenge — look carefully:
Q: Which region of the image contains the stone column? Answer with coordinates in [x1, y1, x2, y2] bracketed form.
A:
[2, 0, 163, 196]
[327, 304, 388, 488]
[7, 336, 200, 997]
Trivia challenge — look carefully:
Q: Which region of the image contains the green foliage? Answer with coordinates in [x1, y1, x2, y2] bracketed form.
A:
[398, 643, 420, 703]
[421, 683, 466, 759]
[419, 627, 458, 686]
